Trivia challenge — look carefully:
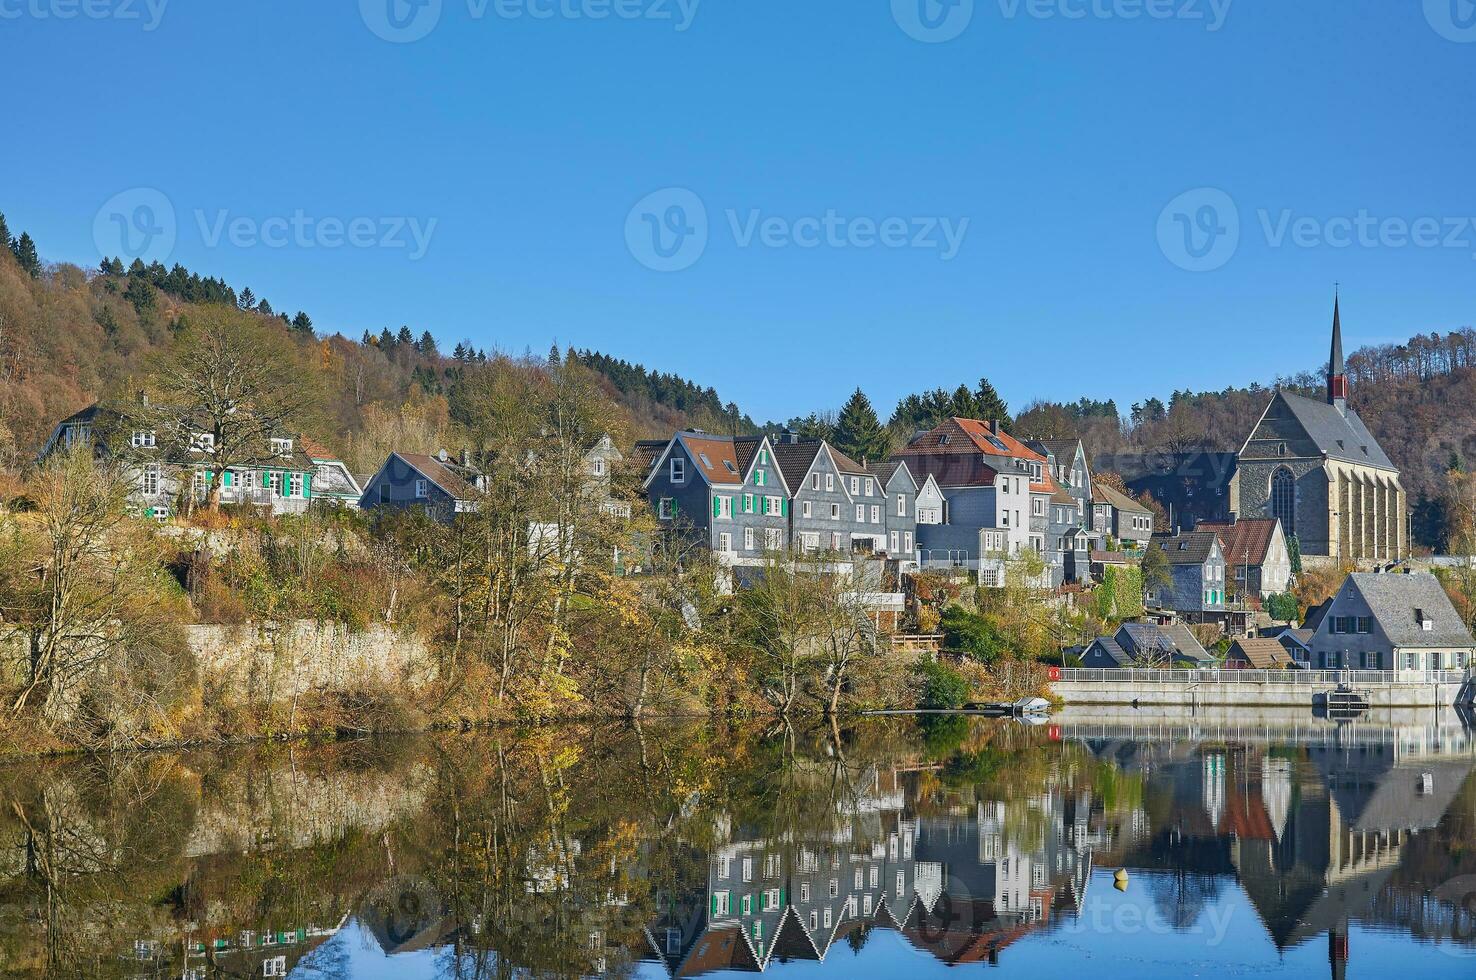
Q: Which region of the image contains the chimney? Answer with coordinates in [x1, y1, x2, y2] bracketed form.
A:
[989, 420, 1001, 435]
[460, 449, 471, 468]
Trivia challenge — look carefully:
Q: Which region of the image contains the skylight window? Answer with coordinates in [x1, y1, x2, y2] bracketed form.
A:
[723, 460, 737, 474]
[699, 453, 712, 468]
[986, 436, 1009, 453]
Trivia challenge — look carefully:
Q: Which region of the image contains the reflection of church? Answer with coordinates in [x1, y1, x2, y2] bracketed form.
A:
[1231, 297, 1408, 561]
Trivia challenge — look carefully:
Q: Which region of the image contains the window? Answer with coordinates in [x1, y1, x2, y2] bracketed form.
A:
[802, 500, 812, 518]
[904, 531, 913, 553]
[1270, 466, 1296, 537]
[263, 957, 287, 978]
[865, 478, 874, 495]
[870, 505, 880, 523]
[863, 894, 873, 915]
[718, 855, 732, 878]
[742, 857, 754, 882]
[1406, 652, 1418, 669]
[809, 910, 818, 931]
[831, 532, 842, 551]
[239, 470, 255, 492]
[1001, 511, 1010, 527]
[141, 463, 161, 496]
[744, 527, 755, 550]
[287, 473, 303, 498]
[665, 928, 682, 954]
[896, 871, 906, 897]
[1032, 498, 1044, 516]
[856, 504, 865, 522]
[766, 495, 782, 515]
[743, 493, 754, 513]
[811, 473, 820, 490]
[890, 531, 899, 553]
[717, 496, 733, 519]
[1357, 616, 1372, 634]
[800, 881, 811, 902]
[829, 878, 840, 898]
[755, 469, 766, 487]
[869, 867, 879, 888]
[758, 448, 768, 465]
[270, 437, 293, 456]
[130, 429, 156, 448]
[824, 906, 833, 928]
[762, 888, 781, 911]
[765, 527, 784, 549]
[658, 497, 675, 520]
[670, 457, 685, 483]
[831, 503, 840, 519]
[191, 432, 215, 452]
[825, 473, 834, 491]
[719, 532, 732, 552]
[267, 471, 282, 498]
[854, 868, 863, 889]
[714, 891, 731, 916]
[896, 494, 907, 516]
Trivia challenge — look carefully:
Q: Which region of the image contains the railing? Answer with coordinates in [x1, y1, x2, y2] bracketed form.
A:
[1056, 667, 1473, 687]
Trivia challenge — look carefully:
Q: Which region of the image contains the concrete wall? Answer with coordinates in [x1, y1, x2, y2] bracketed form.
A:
[1052, 672, 1472, 708]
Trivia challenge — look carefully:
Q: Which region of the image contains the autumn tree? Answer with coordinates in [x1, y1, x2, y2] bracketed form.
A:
[141, 312, 313, 511]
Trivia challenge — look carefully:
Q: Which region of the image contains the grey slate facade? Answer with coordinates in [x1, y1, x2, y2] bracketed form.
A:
[1145, 531, 1227, 619]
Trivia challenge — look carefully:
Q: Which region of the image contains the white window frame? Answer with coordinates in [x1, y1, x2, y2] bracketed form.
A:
[717, 495, 733, 519]
[811, 473, 820, 490]
[855, 504, 865, 522]
[825, 473, 834, 491]
[415, 478, 429, 499]
[191, 431, 215, 452]
[670, 456, 685, 483]
[870, 505, 880, 524]
[765, 527, 783, 550]
[287, 472, 303, 498]
[896, 494, 906, 516]
[263, 957, 287, 978]
[744, 527, 755, 551]
[270, 437, 293, 456]
[141, 462, 161, 496]
[850, 477, 860, 494]
[130, 429, 156, 448]
[719, 532, 732, 552]
[802, 500, 812, 518]
[658, 497, 675, 520]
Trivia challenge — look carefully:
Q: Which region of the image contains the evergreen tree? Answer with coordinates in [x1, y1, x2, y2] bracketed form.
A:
[238, 287, 256, 311]
[256, 298, 274, 317]
[362, 329, 376, 346]
[832, 389, 890, 463]
[397, 325, 414, 346]
[0, 212, 9, 252]
[453, 341, 468, 361]
[291, 311, 313, 334]
[418, 330, 438, 356]
[1285, 534, 1303, 576]
[379, 327, 396, 348]
[12, 232, 40, 277]
[548, 343, 561, 365]
[124, 275, 156, 317]
[970, 377, 1011, 428]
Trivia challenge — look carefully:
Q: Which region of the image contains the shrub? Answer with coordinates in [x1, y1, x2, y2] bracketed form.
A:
[1266, 592, 1299, 623]
[939, 605, 1007, 664]
[916, 659, 969, 710]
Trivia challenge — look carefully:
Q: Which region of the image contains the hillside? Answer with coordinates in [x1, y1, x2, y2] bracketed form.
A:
[0, 212, 753, 471]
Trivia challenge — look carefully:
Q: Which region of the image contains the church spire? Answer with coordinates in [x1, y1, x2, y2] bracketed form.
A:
[1328, 287, 1347, 414]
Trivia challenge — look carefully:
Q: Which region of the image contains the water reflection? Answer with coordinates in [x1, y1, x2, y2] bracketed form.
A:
[0, 710, 1473, 978]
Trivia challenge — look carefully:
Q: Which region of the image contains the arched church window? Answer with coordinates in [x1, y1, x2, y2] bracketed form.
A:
[1270, 467, 1296, 537]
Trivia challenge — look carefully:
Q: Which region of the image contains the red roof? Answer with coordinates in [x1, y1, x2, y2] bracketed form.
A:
[894, 418, 1046, 489]
[1198, 518, 1280, 567]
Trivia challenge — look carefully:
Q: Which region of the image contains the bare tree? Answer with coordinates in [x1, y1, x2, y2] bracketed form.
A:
[142, 314, 312, 512]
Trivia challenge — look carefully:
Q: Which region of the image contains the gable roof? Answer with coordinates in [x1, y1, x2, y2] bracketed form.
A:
[826, 444, 870, 476]
[867, 458, 917, 490]
[1116, 621, 1213, 664]
[1149, 531, 1220, 565]
[1086, 636, 1130, 666]
[771, 440, 825, 490]
[893, 417, 1043, 489]
[1092, 482, 1151, 515]
[1197, 518, 1281, 567]
[1345, 572, 1475, 649]
[394, 452, 480, 501]
[632, 439, 666, 473]
[1229, 638, 1295, 669]
[1254, 390, 1398, 472]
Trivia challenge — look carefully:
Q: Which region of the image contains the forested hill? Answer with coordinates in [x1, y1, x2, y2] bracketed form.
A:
[0, 211, 751, 470]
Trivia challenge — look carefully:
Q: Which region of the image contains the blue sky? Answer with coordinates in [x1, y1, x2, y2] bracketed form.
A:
[5, 0, 1476, 423]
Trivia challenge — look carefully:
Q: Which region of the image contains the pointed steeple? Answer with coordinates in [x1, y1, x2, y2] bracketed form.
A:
[1328, 288, 1347, 414]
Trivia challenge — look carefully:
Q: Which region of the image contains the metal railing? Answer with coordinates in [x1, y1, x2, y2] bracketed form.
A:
[1056, 667, 1473, 687]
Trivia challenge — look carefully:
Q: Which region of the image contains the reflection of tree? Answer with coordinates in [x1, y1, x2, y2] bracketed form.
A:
[1148, 868, 1223, 931]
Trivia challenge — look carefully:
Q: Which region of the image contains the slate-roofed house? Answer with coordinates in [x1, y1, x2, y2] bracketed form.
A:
[894, 417, 1051, 587]
[1145, 531, 1227, 621]
[39, 400, 325, 518]
[1306, 572, 1474, 671]
[1197, 517, 1293, 600]
[1231, 297, 1407, 561]
[642, 431, 789, 566]
[1091, 483, 1154, 550]
[299, 435, 364, 509]
[359, 450, 484, 519]
[1121, 621, 1214, 666]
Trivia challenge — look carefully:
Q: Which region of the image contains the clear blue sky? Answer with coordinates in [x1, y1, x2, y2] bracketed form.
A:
[6, 0, 1476, 423]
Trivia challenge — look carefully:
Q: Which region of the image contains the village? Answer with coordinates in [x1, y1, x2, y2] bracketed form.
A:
[35, 299, 1476, 712]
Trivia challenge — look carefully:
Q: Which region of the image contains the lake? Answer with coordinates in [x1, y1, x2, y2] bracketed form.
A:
[1, 707, 1474, 978]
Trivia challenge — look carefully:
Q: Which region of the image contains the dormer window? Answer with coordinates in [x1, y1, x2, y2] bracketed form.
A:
[270, 437, 294, 456]
[130, 430, 156, 448]
[1416, 608, 1434, 631]
[938, 434, 950, 446]
[191, 432, 215, 452]
[1277, 442, 1287, 457]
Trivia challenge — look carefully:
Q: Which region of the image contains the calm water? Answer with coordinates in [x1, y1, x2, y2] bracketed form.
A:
[2, 709, 1475, 978]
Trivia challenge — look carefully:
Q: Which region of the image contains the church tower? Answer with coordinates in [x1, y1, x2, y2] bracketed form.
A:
[1328, 292, 1347, 415]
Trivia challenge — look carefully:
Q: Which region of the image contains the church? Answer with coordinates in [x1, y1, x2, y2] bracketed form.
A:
[1230, 298, 1407, 562]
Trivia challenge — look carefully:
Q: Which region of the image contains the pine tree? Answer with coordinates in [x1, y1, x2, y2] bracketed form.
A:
[256, 298, 274, 317]
[832, 389, 890, 463]
[548, 343, 561, 365]
[418, 330, 438, 356]
[292, 311, 313, 334]
[13, 232, 39, 277]
[453, 342, 468, 361]
[238, 287, 256, 311]
[397, 325, 414, 346]
[362, 329, 376, 346]
[970, 377, 1011, 428]
[0, 212, 10, 252]
[124, 275, 156, 317]
[379, 328, 395, 348]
